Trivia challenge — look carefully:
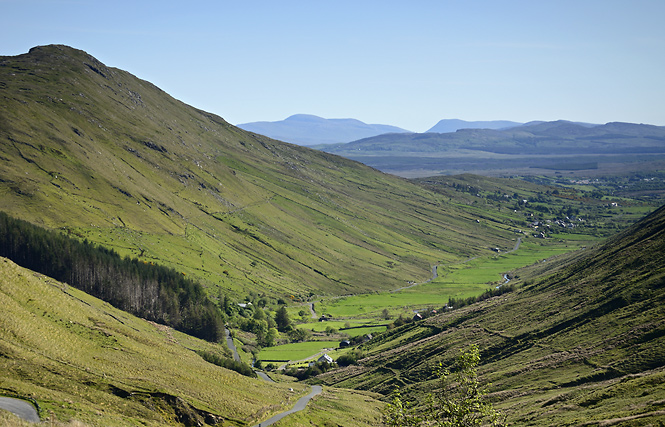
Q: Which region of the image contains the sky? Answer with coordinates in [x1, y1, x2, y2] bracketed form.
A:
[2, 0, 664, 132]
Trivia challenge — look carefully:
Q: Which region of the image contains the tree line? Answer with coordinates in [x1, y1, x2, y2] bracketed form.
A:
[0, 211, 224, 342]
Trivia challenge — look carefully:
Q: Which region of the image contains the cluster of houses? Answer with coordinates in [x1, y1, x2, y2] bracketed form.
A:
[527, 217, 583, 238]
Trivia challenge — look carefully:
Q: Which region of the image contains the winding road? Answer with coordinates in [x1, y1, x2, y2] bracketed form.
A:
[308, 302, 317, 319]
[225, 327, 241, 362]
[3, 239, 522, 425]
[0, 397, 40, 423]
[391, 264, 439, 293]
[251, 386, 322, 427]
[511, 237, 522, 253]
[225, 326, 323, 425]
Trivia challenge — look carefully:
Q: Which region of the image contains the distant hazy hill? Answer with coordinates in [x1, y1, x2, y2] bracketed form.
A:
[322, 120, 665, 177]
[426, 118, 522, 133]
[237, 114, 411, 146]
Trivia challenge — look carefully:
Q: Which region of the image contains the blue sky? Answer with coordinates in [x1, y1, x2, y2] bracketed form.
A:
[2, 0, 664, 132]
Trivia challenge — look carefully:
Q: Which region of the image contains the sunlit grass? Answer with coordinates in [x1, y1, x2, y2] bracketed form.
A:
[270, 388, 385, 427]
[258, 341, 340, 362]
[316, 237, 586, 319]
[0, 257, 298, 426]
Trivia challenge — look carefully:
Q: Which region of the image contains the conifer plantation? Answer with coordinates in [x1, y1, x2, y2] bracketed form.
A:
[0, 211, 224, 341]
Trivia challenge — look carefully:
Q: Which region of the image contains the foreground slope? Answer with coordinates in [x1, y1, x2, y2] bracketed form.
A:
[0, 256, 296, 426]
[0, 257, 386, 427]
[0, 45, 512, 297]
[318, 204, 665, 425]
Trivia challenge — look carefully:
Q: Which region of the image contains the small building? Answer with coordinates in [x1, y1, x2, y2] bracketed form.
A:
[413, 313, 423, 321]
[339, 340, 351, 348]
[318, 354, 334, 364]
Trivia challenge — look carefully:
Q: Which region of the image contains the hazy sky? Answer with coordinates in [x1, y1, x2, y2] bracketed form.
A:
[2, 0, 664, 132]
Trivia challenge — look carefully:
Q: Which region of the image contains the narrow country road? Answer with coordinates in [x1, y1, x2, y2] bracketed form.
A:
[255, 371, 275, 382]
[391, 263, 439, 293]
[225, 327, 240, 362]
[225, 326, 276, 382]
[251, 386, 323, 427]
[0, 397, 40, 423]
[224, 328, 322, 426]
[308, 302, 317, 319]
[511, 237, 522, 253]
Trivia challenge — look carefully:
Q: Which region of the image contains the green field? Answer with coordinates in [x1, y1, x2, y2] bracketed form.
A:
[309, 322, 388, 335]
[261, 235, 595, 364]
[314, 236, 589, 320]
[258, 341, 340, 362]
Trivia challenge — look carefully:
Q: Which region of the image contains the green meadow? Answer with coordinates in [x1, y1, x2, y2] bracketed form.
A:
[261, 235, 596, 365]
[308, 323, 388, 336]
[314, 236, 590, 320]
[259, 341, 339, 362]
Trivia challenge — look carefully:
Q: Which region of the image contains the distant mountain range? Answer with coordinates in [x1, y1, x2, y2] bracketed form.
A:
[237, 116, 607, 147]
[321, 120, 665, 177]
[237, 114, 411, 146]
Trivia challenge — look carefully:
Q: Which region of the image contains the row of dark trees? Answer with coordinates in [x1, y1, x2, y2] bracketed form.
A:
[0, 211, 224, 341]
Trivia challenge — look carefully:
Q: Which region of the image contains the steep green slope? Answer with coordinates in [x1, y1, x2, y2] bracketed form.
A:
[0, 45, 513, 298]
[0, 256, 297, 426]
[317, 204, 665, 425]
[0, 256, 386, 427]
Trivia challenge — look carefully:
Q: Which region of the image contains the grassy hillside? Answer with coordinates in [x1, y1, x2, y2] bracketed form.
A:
[0, 45, 515, 298]
[0, 256, 294, 426]
[0, 257, 385, 426]
[316, 204, 665, 425]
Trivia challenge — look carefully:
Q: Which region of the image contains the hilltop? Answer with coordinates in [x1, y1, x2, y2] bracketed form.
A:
[238, 114, 411, 146]
[316, 203, 665, 425]
[0, 45, 517, 298]
[426, 118, 522, 133]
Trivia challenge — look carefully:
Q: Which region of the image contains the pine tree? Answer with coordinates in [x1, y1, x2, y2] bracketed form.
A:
[275, 305, 291, 332]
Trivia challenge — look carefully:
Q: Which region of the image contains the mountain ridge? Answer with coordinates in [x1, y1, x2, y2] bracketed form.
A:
[0, 44, 512, 298]
[321, 120, 665, 177]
